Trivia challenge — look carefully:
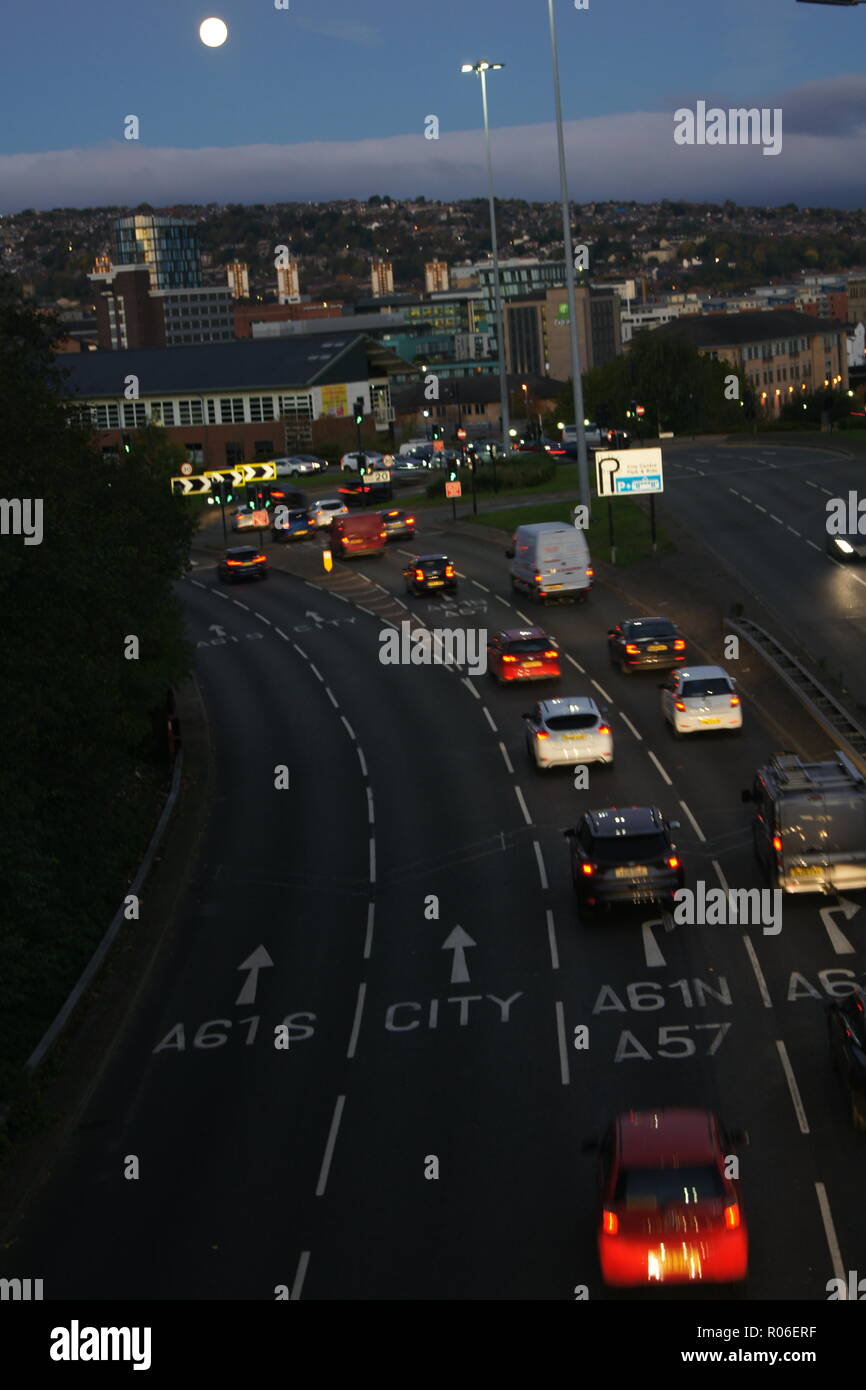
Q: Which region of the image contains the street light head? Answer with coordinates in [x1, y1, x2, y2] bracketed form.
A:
[460, 63, 474, 72]
[478, 61, 489, 70]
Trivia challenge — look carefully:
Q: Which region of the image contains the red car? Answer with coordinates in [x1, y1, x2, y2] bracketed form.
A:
[591, 1108, 748, 1287]
[487, 628, 560, 685]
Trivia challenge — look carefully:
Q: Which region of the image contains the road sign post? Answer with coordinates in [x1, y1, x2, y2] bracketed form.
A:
[607, 500, 616, 565]
[445, 478, 461, 523]
[650, 495, 657, 555]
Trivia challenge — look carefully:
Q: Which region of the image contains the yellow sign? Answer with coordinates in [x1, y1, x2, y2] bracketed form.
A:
[239, 462, 277, 481]
[322, 547, 333, 573]
[321, 383, 348, 417]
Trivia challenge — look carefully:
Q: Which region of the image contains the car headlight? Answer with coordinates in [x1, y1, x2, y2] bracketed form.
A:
[834, 537, 855, 555]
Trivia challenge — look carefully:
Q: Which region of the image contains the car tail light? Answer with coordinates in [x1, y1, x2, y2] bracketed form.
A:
[581, 861, 594, 876]
[535, 729, 550, 739]
[445, 564, 455, 577]
[597, 724, 610, 735]
[534, 572, 542, 583]
[502, 654, 518, 663]
[673, 639, 686, 651]
[730, 695, 741, 707]
[380, 531, 387, 540]
[406, 516, 415, 524]
[226, 559, 242, 566]
[668, 855, 680, 870]
[674, 700, 686, 711]
[586, 566, 594, 578]
[772, 834, 783, 853]
[414, 568, 424, 580]
[543, 649, 558, 659]
[625, 643, 640, 655]
[602, 1209, 618, 1235]
[254, 555, 266, 563]
[724, 1202, 741, 1230]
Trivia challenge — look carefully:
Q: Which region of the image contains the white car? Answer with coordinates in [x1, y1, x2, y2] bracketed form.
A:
[660, 665, 742, 736]
[230, 507, 258, 531]
[523, 696, 613, 771]
[308, 497, 349, 529]
[274, 455, 318, 477]
[340, 450, 385, 472]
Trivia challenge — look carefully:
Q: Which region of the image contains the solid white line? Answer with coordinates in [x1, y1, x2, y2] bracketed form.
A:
[367, 788, 375, 824]
[293, 644, 308, 660]
[806, 539, 820, 551]
[711, 858, 729, 892]
[495, 594, 510, 606]
[565, 653, 586, 675]
[325, 686, 339, 708]
[483, 706, 498, 732]
[233, 600, 249, 610]
[364, 901, 375, 960]
[514, 786, 533, 825]
[619, 711, 642, 741]
[290, 1250, 311, 1301]
[357, 747, 368, 777]
[369, 837, 376, 883]
[679, 799, 707, 843]
[743, 937, 773, 1008]
[473, 581, 490, 592]
[591, 678, 612, 703]
[642, 922, 666, 968]
[462, 677, 480, 700]
[555, 1001, 570, 1085]
[515, 609, 532, 623]
[255, 613, 272, 625]
[315, 1095, 346, 1196]
[346, 982, 366, 1059]
[533, 841, 549, 890]
[341, 715, 356, 740]
[776, 1039, 810, 1134]
[499, 741, 514, 773]
[275, 627, 290, 640]
[309, 664, 324, 682]
[815, 1181, 846, 1285]
[546, 908, 559, 970]
[647, 750, 672, 786]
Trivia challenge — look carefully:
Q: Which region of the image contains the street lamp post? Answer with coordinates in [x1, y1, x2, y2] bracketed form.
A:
[461, 61, 511, 459]
[546, 1, 591, 514]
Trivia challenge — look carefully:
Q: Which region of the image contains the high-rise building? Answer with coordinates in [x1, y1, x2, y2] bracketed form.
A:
[371, 260, 395, 297]
[226, 261, 250, 299]
[424, 261, 449, 294]
[113, 214, 202, 290]
[89, 265, 233, 349]
[503, 286, 621, 378]
[277, 261, 300, 303]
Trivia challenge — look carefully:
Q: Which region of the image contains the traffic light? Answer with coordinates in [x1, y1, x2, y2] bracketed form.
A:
[358, 460, 366, 477]
[122, 432, 131, 453]
[354, 397, 364, 425]
[448, 468, 457, 483]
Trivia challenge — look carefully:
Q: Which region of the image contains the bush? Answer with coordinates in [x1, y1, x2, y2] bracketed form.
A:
[425, 454, 556, 498]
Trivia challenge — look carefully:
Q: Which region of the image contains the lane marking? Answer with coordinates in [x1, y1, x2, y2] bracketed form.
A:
[357, 747, 368, 777]
[743, 937, 773, 1009]
[776, 1039, 809, 1135]
[679, 799, 707, 843]
[728, 488, 740, 497]
[346, 982, 366, 1059]
[290, 1251, 311, 1301]
[815, 1181, 846, 1286]
[821, 909, 856, 955]
[315, 1095, 346, 1196]
[462, 677, 480, 700]
[369, 837, 376, 883]
[565, 653, 586, 675]
[325, 686, 339, 709]
[619, 711, 642, 741]
[364, 902, 375, 960]
[191, 579, 206, 589]
[499, 742, 514, 773]
[255, 613, 272, 625]
[805, 479, 817, 490]
[514, 786, 533, 825]
[806, 539, 820, 551]
[473, 581, 490, 593]
[546, 908, 559, 970]
[591, 678, 612, 703]
[233, 600, 250, 610]
[483, 706, 498, 732]
[515, 609, 532, 624]
[770, 514, 783, 525]
[341, 715, 356, 740]
[309, 664, 324, 682]
[711, 858, 729, 891]
[787, 526, 801, 537]
[332, 592, 349, 602]
[555, 1002, 570, 1086]
[495, 595, 510, 606]
[642, 921, 666, 968]
[533, 841, 549, 890]
[293, 644, 309, 660]
[754, 504, 767, 514]
[357, 606, 375, 616]
[367, 788, 375, 825]
[647, 750, 672, 786]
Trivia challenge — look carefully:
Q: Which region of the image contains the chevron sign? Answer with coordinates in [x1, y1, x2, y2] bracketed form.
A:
[204, 468, 246, 488]
[171, 475, 211, 495]
[239, 462, 277, 482]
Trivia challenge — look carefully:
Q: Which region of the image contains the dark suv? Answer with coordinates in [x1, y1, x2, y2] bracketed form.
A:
[608, 617, 687, 674]
[564, 806, 683, 920]
[403, 554, 458, 596]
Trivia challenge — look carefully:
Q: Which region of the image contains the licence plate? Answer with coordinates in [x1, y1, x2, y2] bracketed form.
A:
[699, 717, 720, 725]
[547, 583, 562, 590]
[427, 579, 444, 586]
[791, 865, 824, 877]
[648, 644, 668, 652]
[654, 1249, 696, 1276]
[524, 661, 541, 668]
[615, 865, 648, 878]
[563, 733, 586, 741]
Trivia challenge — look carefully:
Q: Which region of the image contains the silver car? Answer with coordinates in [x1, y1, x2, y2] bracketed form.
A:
[523, 696, 613, 771]
[308, 498, 349, 529]
[274, 455, 319, 477]
[660, 665, 742, 736]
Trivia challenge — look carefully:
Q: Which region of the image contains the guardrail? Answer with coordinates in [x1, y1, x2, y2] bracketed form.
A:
[727, 616, 866, 775]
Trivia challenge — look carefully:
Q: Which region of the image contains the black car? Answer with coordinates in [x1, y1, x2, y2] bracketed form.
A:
[267, 484, 307, 509]
[826, 531, 866, 562]
[290, 452, 329, 473]
[217, 546, 268, 583]
[607, 616, 687, 674]
[338, 479, 393, 507]
[381, 507, 416, 540]
[403, 553, 457, 595]
[272, 507, 313, 543]
[827, 986, 866, 1129]
[563, 806, 684, 920]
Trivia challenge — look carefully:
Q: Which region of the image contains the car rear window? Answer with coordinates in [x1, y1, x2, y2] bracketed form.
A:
[614, 1164, 724, 1208]
[627, 620, 675, 639]
[506, 639, 551, 654]
[590, 832, 668, 863]
[681, 678, 730, 697]
[780, 797, 866, 853]
[546, 712, 598, 731]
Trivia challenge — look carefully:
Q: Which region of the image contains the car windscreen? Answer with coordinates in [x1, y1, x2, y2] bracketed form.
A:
[626, 620, 675, 639]
[591, 832, 668, 863]
[506, 639, 551, 655]
[614, 1164, 724, 1208]
[780, 796, 866, 854]
[546, 713, 597, 731]
[681, 678, 730, 698]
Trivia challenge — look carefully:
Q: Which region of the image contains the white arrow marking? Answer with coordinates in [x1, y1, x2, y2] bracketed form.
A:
[305, 611, 325, 626]
[235, 945, 274, 1005]
[641, 920, 668, 967]
[819, 899, 859, 955]
[442, 925, 476, 984]
[208, 624, 226, 637]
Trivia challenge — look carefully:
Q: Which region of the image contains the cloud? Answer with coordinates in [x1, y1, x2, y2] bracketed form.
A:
[2, 78, 866, 213]
[295, 17, 381, 46]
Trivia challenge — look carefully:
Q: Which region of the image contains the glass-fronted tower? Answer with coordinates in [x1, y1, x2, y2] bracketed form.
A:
[113, 214, 202, 290]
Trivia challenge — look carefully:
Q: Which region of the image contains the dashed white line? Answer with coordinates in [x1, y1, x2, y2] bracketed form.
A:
[619, 711, 642, 741]
[341, 715, 356, 740]
[591, 678, 612, 703]
[806, 539, 821, 551]
[255, 613, 272, 625]
[754, 504, 767, 514]
[776, 1039, 809, 1134]
[325, 686, 339, 708]
[367, 788, 375, 824]
[304, 580, 320, 590]
[820, 486, 834, 497]
[473, 581, 490, 593]
[483, 706, 498, 732]
[392, 598, 408, 609]
[678, 799, 707, 843]
[495, 594, 510, 607]
[364, 901, 375, 960]
[770, 514, 783, 525]
[555, 1002, 571, 1085]
[787, 526, 801, 537]
[565, 653, 586, 675]
[346, 982, 366, 1060]
[293, 644, 309, 660]
[462, 677, 480, 700]
[191, 579, 206, 589]
[290, 1251, 311, 1301]
[805, 480, 818, 490]
[315, 1095, 346, 1196]
[309, 663, 324, 682]
[357, 747, 368, 777]
[357, 605, 375, 616]
[499, 742, 514, 774]
[815, 1182, 846, 1285]
[514, 786, 533, 825]
[275, 627, 290, 640]
[332, 591, 349, 602]
[369, 837, 376, 883]
[397, 548, 417, 558]
[212, 589, 229, 599]
[533, 841, 549, 890]
[728, 488, 740, 497]
[711, 858, 729, 892]
[546, 908, 559, 970]
[743, 937, 773, 1009]
[647, 750, 672, 786]
[233, 600, 250, 610]
[515, 609, 532, 624]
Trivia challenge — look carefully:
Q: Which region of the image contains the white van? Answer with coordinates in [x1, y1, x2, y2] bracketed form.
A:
[509, 521, 593, 603]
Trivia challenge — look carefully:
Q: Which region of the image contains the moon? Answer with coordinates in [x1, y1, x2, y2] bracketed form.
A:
[199, 17, 228, 47]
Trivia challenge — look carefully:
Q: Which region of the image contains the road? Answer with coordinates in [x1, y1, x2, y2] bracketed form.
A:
[1, 475, 864, 1301]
